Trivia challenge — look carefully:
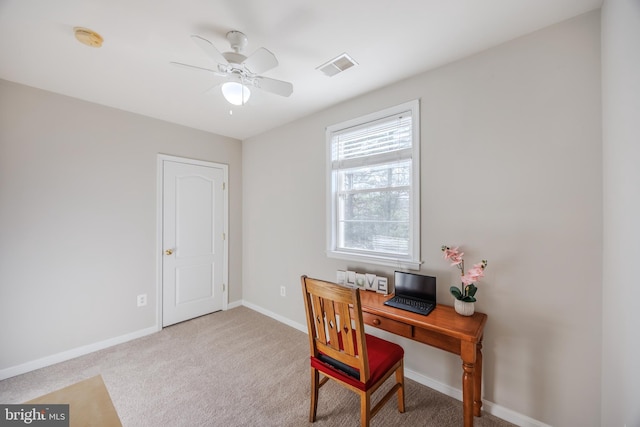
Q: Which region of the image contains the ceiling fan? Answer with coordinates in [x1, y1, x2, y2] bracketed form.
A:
[172, 31, 293, 106]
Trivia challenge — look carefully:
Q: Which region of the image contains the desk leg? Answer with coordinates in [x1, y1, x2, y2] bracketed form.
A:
[461, 342, 476, 427]
[474, 341, 483, 417]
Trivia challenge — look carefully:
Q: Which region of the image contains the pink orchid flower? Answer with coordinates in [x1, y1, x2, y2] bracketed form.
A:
[461, 274, 475, 285]
[462, 262, 486, 284]
[442, 245, 488, 301]
[443, 247, 464, 265]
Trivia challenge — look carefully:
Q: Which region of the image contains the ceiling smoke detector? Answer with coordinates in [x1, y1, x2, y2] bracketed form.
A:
[74, 27, 103, 48]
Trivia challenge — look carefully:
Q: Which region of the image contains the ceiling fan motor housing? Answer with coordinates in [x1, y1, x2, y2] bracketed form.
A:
[226, 31, 248, 53]
[222, 52, 248, 65]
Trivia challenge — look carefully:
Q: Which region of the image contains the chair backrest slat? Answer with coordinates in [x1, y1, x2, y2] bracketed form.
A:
[324, 298, 341, 351]
[311, 294, 328, 345]
[337, 302, 356, 355]
[301, 275, 370, 383]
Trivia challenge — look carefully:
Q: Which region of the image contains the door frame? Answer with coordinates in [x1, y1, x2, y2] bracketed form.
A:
[156, 154, 229, 330]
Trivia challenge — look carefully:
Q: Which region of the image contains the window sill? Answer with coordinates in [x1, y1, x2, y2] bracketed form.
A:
[326, 250, 422, 271]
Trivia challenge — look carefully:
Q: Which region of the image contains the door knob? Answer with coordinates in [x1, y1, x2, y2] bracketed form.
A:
[165, 249, 173, 255]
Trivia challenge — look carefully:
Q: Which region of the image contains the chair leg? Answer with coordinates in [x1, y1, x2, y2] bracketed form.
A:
[396, 360, 405, 413]
[310, 368, 319, 422]
[360, 391, 371, 427]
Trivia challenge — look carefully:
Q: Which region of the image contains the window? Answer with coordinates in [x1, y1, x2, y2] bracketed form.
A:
[327, 100, 420, 269]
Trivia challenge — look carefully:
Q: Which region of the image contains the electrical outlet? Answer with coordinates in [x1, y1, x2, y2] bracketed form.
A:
[137, 294, 147, 307]
[280, 286, 286, 297]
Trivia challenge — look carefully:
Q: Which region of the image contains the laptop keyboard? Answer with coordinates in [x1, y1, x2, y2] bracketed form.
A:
[384, 296, 434, 315]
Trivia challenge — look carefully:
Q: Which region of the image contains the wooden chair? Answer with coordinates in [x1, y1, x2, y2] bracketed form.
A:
[301, 275, 405, 427]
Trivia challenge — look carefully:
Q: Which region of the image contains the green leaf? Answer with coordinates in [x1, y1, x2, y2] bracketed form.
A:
[450, 286, 462, 300]
[465, 284, 477, 297]
[461, 295, 477, 302]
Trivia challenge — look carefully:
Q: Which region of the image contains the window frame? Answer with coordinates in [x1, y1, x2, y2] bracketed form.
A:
[326, 100, 421, 270]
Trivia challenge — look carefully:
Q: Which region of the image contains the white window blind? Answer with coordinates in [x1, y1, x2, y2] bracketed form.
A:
[326, 100, 420, 269]
[331, 114, 413, 166]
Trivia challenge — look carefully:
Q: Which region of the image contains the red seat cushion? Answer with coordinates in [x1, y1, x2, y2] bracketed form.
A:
[311, 333, 403, 391]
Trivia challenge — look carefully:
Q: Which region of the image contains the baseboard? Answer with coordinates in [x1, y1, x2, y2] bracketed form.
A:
[483, 401, 553, 427]
[404, 369, 552, 427]
[0, 326, 158, 381]
[242, 301, 552, 427]
[2, 303, 246, 381]
[227, 299, 243, 310]
[403, 368, 462, 400]
[241, 300, 307, 333]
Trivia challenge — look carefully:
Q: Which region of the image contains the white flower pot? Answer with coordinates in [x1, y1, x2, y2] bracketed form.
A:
[454, 299, 475, 316]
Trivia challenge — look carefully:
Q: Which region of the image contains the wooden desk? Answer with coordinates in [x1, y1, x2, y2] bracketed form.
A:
[358, 290, 487, 427]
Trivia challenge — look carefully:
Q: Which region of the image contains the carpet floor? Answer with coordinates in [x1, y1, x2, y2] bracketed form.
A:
[0, 307, 516, 427]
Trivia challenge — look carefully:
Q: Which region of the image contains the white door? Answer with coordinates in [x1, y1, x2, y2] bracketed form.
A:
[161, 157, 227, 327]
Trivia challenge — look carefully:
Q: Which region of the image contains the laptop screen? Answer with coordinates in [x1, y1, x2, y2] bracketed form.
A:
[394, 271, 436, 303]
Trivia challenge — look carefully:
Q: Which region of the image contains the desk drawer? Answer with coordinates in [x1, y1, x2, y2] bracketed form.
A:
[362, 312, 412, 338]
[413, 327, 460, 354]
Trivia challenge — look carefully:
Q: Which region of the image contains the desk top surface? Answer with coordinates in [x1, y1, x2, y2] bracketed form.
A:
[358, 290, 487, 343]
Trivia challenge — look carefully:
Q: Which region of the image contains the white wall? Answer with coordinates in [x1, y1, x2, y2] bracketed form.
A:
[243, 11, 601, 427]
[601, 1, 640, 426]
[0, 80, 243, 373]
[0, 8, 617, 426]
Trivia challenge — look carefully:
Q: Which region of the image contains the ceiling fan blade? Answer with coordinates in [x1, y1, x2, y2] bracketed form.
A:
[243, 48, 279, 74]
[170, 62, 228, 77]
[205, 82, 224, 96]
[253, 76, 293, 97]
[191, 35, 229, 66]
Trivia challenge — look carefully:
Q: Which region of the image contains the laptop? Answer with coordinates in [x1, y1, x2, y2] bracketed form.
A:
[384, 271, 436, 316]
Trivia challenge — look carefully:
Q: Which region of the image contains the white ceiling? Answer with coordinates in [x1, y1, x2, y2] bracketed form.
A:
[0, 0, 602, 140]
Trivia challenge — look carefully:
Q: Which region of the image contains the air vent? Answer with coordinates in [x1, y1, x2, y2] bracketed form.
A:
[316, 53, 358, 77]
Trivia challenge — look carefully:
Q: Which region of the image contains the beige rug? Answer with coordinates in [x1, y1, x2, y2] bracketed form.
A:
[26, 375, 122, 427]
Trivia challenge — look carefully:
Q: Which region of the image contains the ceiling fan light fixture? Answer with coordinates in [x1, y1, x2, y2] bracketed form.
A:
[221, 82, 251, 106]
